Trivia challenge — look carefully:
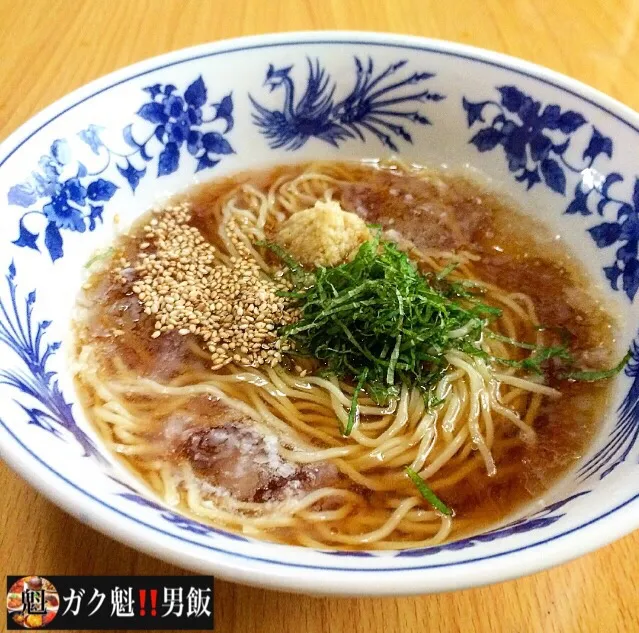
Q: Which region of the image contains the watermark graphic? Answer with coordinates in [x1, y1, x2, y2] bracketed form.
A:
[6, 576, 213, 630]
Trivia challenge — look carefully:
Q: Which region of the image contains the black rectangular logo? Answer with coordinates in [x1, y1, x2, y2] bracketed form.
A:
[6, 576, 214, 630]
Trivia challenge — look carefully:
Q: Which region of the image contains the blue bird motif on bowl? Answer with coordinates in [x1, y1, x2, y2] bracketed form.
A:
[250, 57, 445, 151]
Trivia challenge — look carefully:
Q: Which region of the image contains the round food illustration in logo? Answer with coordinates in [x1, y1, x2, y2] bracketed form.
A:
[6, 577, 59, 629]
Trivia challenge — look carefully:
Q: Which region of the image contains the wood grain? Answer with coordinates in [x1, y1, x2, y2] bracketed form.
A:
[1, 1, 638, 631]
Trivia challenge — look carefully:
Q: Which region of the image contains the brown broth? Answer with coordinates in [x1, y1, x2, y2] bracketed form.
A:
[75, 161, 617, 546]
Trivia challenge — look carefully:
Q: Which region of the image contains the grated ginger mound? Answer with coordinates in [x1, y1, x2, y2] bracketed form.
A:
[274, 200, 371, 268]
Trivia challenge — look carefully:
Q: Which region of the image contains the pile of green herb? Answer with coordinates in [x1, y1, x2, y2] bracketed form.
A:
[269, 233, 498, 431]
[265, 234, 630, 436]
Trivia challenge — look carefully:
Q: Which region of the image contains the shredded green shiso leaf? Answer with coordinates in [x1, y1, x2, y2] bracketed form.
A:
[264, 235, 630, 429]
[560, 350, 632, 382]
[272, 233, 499, 409]
[405, 467, 452, 515]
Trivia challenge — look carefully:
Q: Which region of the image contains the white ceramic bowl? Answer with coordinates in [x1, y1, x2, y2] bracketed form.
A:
[1, 32, 638, 596]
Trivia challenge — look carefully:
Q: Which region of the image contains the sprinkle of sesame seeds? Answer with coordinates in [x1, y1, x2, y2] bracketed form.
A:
[117, 203, 299, 369]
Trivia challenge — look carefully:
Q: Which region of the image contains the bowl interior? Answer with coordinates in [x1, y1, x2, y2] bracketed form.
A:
[0, 32, 638, 594]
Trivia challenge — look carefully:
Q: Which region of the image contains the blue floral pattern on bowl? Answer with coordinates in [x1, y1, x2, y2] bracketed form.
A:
[463, 85, 639, 300]
[9, 77, 234, 261]
[0, 262, 102, 460]
[579, 334, 639, 481]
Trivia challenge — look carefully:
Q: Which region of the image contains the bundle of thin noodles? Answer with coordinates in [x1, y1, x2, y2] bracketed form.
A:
[73, 160, 621, 550]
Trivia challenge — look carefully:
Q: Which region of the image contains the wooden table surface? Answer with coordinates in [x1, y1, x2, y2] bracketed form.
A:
[1, 1, 638, 631]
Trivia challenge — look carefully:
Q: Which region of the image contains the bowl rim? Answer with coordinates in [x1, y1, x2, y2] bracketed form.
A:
[1, 30, 639, 596]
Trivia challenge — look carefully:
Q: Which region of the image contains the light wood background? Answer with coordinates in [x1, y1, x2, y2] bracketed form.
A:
[1, 1, 638, 632]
